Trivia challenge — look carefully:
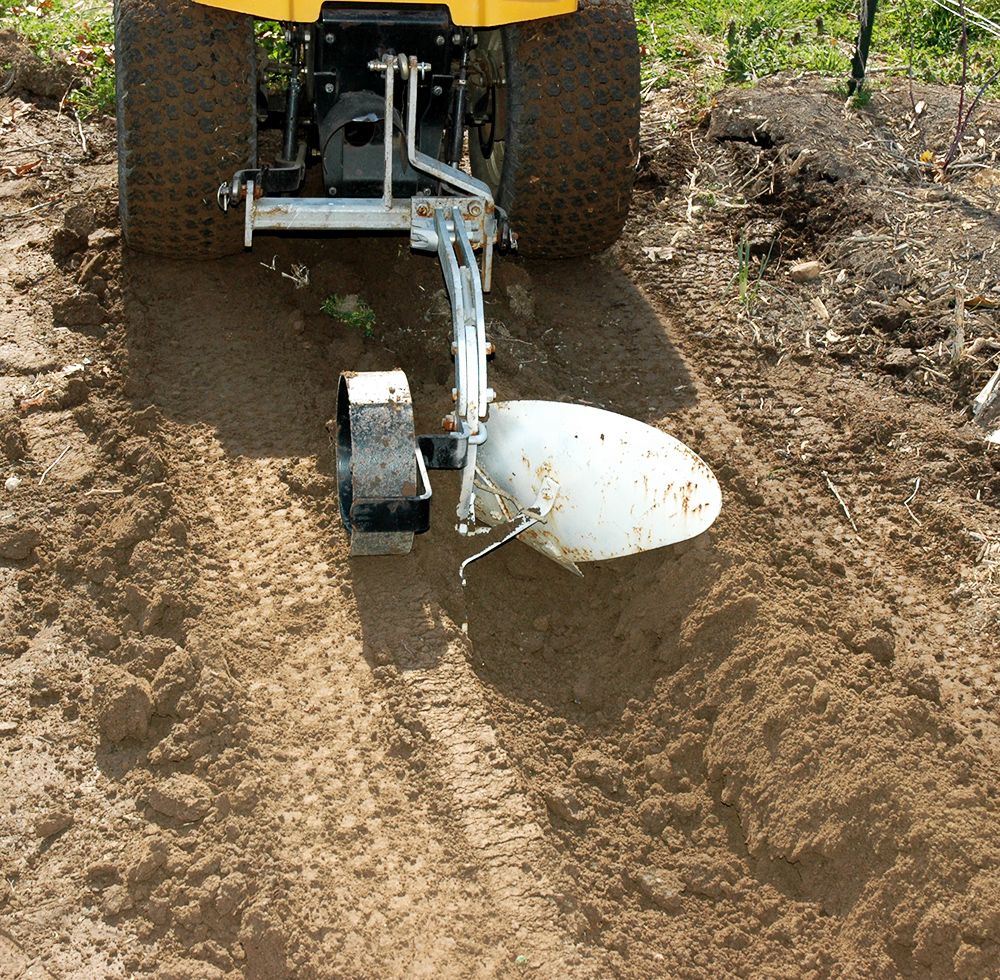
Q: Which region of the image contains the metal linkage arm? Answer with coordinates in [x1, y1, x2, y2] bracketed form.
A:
[431, 204, 494, 523]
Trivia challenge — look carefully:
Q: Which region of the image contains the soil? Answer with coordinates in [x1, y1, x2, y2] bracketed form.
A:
[2, 67, 1000, 979]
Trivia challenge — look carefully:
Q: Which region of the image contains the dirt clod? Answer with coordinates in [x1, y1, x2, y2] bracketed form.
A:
[543, 787, 594, 826]
[92, 666, 153, 744]
[34, 811, 73, 839]
[0, 520, 40, 560]
[51, 291, 106, 331]
[148, 775, 213, 823]
[572, 750, 623, 796]
[630, 868, 685, 911]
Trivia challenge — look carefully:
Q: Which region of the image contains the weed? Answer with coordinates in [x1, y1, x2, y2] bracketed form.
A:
[635, 0, 1000, 99]
[0, 0, 115, 118]
[834, 77, 876, 107]
[732, 231, 774, 311]
[322, 294, 377, 338]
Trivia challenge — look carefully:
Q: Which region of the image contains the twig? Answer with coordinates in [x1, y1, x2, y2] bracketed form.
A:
[823, 470, 859, 533]
[0, 198, 63, 222]
[903, 477, 922, 524]
[71, 111, 88, 156]
[38, 444, 72, 486]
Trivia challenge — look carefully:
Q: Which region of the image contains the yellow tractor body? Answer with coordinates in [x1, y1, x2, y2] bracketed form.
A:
[194, 0, 576, 27]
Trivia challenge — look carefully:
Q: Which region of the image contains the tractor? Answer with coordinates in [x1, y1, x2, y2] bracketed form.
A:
[113, 0, 721, 577]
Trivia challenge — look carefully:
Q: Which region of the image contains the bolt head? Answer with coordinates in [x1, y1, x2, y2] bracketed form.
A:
[324, 82, 335, 94]
[436, 34, 446, 45]
[325, 32, 335, 43]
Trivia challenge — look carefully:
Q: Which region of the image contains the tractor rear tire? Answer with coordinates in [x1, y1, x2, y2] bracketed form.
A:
[469, 0, 640, 259]
[114, 0, 256, 259]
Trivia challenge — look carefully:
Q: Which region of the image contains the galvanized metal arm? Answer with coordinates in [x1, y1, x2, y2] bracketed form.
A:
[228, 51, 500, 530]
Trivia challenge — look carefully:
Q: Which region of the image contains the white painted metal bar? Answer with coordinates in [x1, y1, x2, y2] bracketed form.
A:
[381, 54, 394, 209]
[404, 56, 493, 203]
[252, 198, 411, 232]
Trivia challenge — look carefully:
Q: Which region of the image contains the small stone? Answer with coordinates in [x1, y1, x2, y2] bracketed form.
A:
[422, 288, 451, 321]
[789, 260, 822, 282]
[0, 721, 18, 736]
[904, 666, 941, 704]
[126, 836, 169, 884]
[152, 648, 199, 718]
[148, 774, 213, 823]
[93, 666, 153, 744]
[35, 810, 73, 838]
[51, 227, 88, 261]
[0, 412, 27, 461]
[4, 476, 20, 492]
[644, 752, 674, 788]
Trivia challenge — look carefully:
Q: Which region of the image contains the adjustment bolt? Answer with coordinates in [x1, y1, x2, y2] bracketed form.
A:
[451, 388, 458, 402]
[485, 342, 495, 355]
[450, 342, 458, 355]
[452, 33, 461, 44]
[442, 416, 458, 432]
[485, 387, 496, 402]
[432, 85, 443, 96]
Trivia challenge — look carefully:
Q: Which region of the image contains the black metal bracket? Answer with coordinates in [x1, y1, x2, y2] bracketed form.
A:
[349, 444, 432, 534]
[233, 163, 305, 197]
[418, 433, 468, 470]
[346, 434, 468, 535]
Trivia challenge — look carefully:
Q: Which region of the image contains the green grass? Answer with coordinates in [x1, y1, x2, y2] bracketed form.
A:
[321, 294, 377, 338]
[636, 0, 1000, 100]
[0, 0, 114, 117]
[4, 0, 1000, 120]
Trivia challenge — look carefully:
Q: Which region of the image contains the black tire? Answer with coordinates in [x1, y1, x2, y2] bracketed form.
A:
[114, 0, 256, 259]
[469, 0, 640, 258]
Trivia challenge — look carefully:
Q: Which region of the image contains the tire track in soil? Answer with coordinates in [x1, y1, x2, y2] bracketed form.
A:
[128, 251, 600, 976]
[126, 219, 1000, 976]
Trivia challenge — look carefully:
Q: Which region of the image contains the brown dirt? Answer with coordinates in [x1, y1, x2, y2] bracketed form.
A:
[2, 71, 1000, 979]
